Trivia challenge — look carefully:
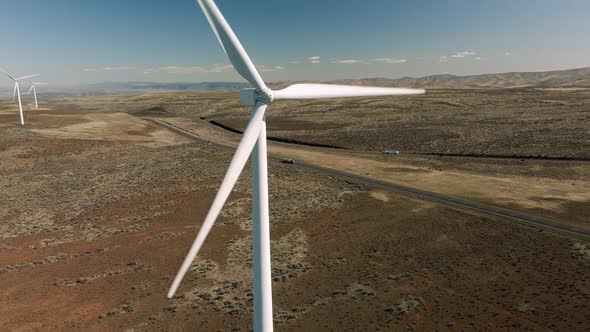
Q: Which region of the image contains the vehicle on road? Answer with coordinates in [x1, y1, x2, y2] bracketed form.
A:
[280, 158, 295, 164]
[384, 149, 400, 155]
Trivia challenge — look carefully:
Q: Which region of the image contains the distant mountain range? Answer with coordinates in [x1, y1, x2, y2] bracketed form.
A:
[278, 67, 590, 89]
[3, 67, 586, 98]
[81, 81, 251, 92]
[331, 67, 590, 89]
[76, 67, 590, 92]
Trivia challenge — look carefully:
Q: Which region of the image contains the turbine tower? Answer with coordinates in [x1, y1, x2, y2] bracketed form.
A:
[168, 1, 425, 331]
[1, 68, 39, 125]
[27, 81, 48, 110]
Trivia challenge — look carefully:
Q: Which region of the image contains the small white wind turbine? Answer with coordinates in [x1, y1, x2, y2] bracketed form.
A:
[1, 68, 39, 125]
[27, 81, 48, 110]
[168, 1, 425, 331]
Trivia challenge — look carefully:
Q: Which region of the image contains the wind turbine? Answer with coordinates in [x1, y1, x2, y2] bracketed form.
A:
[167, 1, 425, 331]
[27, 81, 48, 110]
[1, 68, 39, 125]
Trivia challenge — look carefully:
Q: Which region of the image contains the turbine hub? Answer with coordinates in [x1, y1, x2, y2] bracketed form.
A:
[255, 88, 274, 105]
[239, 88, 274, 106]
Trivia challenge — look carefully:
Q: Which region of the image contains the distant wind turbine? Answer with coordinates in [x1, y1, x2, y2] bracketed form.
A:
[167, 1, 425, 331]
[1, 68, 39, 125]
[27, 81, 48, 110]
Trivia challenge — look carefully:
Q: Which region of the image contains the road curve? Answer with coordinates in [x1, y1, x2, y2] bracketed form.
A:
[143, 117, 590, 241]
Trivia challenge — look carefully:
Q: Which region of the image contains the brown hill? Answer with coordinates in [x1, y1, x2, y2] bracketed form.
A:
[272, 67, 590, 89]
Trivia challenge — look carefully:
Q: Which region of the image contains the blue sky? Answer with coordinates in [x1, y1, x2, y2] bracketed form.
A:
[1, 0, 589, 86]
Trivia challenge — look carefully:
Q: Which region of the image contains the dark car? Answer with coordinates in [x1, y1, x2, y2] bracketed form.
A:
[280, 158, 295, 164]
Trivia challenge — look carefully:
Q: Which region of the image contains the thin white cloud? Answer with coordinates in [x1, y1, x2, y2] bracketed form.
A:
[505, 52, 512, 56]
[83, 66, 133, 72]
[308, 56, 321, 64]
[331, 59, 368, 64]
[451, 51, 477, 58]
[84, 64, 284, 75]
[439, 56, 449, 63]
[257, 65, 285, 72]
[142, 65, 234, 75]
[374, 57, 407, 64]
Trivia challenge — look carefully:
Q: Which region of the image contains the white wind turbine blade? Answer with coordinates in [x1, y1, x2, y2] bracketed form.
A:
[27, 85, 34, 94]
[12, 83, 17, 102]
[168, 101, 268, 298]
[196, 0, 267, 91]
[16, 74, 39, 81]
[1, 68, 16, 81]
[273, 83, 425, 100]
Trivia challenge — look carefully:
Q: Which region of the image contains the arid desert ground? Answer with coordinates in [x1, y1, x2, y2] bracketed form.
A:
[1, 88, 589, 331]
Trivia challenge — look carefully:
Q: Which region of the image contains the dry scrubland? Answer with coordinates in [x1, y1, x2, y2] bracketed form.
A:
[0, 88, 589, 331]
[54, 88, 590, 158]
[53, 89, 590, 225]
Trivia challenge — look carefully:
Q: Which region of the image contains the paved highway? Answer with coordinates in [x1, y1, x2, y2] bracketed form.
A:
[143, 117, 590, 241]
